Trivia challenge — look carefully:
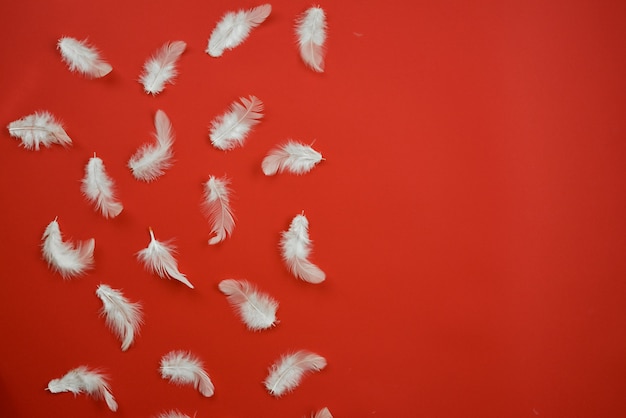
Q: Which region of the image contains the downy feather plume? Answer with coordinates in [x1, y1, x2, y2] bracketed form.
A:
[209, 95, 263, 150]
[95, 284, 143, 351]
[57, 37, 112, 78]
[154, 410, 191, 418]
[140, 41, 186, 95]
[137, 228, 194, 289]
[47, 366, 118, 411]
[202, 176, 235, 245]
[280, 213, 326, 283]
[128, 110, 174, 181]
[7, 111, 72, 150]
[160, 350, 214, 397]
[312, 407, 333, 418]
[296, 7, 327, 72]
[218, 279, 278, 330]
[206, 4, 272, 57]
[264, 350, 327, 397]
[81, 154, 123, 218]
[262, 141, 323, 175]
[41, 218, 94, 278]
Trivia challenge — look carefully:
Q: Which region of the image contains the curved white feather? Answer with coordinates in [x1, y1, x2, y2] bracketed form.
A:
[209, 95, 263, 150]
[264, 350, 327, 397]
[155, 410, 191, 418]
[95, 284, 143, 351]
[47, 366, 118, 411]
[128, 110, 174, 181]
[41, 218, 94, 278]
[296, 7, 327, 72]
[218, 279, 278, 330]
[137, 228, 194, 289]
[202, 176, 235, 245]
[57, 37, 112, 78]
[312, 407, 333, 418]
[140, 41, 186, 95]
[81, 154, 123, 218]
[206, 4, 272, 57]
[262, 141, 323, 175]
[160, 350, 214, 397]
[280, 214, 326, 283]
[7, 111, 72, 150]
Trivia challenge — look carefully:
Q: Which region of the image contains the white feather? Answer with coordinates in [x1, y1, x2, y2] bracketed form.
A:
[218, 279, 278, 330]
[57, 37, 112, 78]
[206, 4, 272, 57]
[280, 213, 326, 283]
[202, 176, 235, 245]
[296, 7, 327, 72]
[81, 154, 123, 218]
[264, 350, 327, 397]
[160, 350, 214, 397]
[154, 410, 191, 418]
[128, 110, 174, 181]
[312, 407, 333, 418]
[262, 141, 323, 175]
[41, 218, 94, 278]
[95, 284, 143, 351]
[137, 228, 194, 289]
[140, 41, 186, 95]
[209, 95, 263, 150]
[47, 366, 118, 411]
[7, 111, 72, 150]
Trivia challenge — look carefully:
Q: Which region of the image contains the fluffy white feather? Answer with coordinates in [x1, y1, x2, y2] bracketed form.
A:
[262, 141, 323, 175]
[95, 284, 143, 351]
[140, 41, 186, 95]
[218, 279, 278, 330]
[160, 350, 214, 397]
[312, 407, 333, 418]
[280, 213, 326, 283]
[7, 111, 72, 150]
[128, 110, 174, 181]
[81, 154, 123, 218]
[264, 350, 327, 397]
[137, 228, 194, 289]
[296, 7, 327, 72]
[41, 218, 94, 278]
[202, 176, 235, 245]
[154, 410, 191, 418]
[206, 4, 272, 57]
[47, 366, 117, 411]
[209, 95, 263, 150]
[57, 37, 112, 78]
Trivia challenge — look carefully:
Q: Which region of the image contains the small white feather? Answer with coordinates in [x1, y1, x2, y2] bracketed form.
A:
[202, 176, 235, 245]
[137, 228, 194, 289]
[57, 37, 112, 78]
[206, 4, 272, 57]
[312, 407, 333, 418]
[209, 95, 263, 150]
[160, 350, 214, 397]
[95, 284, 143, 351]
[81, 154, 123, 218]
[154, 410, 191, 418]
[7, 111, 72, 150]
[128, 110, 175, 181]
[280, 213, 326, 283]
[47, 366, 118, 411]
[262, 141, 323, 175]
[296, 7, 327, 72]
[264, 350, 327, 397]
[140, 41, 186, 95]
[218, 279, 278, 330]
[41, 218, 94, 278]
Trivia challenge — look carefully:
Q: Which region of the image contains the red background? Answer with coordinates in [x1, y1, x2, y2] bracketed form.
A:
[1, 0, 626, 417]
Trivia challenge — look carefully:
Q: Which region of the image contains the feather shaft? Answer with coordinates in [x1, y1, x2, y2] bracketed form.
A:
[47, 366, 117, 411]
[140, 41, 186, 95]
[206, 4, 272, 57]
[7, 111, 72, 150]
[209, 95, 263, 150]
[218, 279, 278, 330]
[96, 284, 143, 351]
[160, 351, 214, 397]
[41, 218, 94, 278]
[81, 154, 123, 218]
[128, 110, 174, 181]
[264, 350, 327, 397]
[202, 176, 235, 245]
[137, 228, 194, 288]
[57, 37, 112, 78]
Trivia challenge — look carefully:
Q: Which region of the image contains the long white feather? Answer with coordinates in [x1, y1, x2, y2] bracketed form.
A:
[7, 111, 72, 150]
[154, 410, 191, 418]
[296, 7, 327, 72]
[209, 95, 263, 150]
[140, 41, 186, 95]
[128, 110, 174, 181]
[202, 176, 235, 245]
[41, 218, 94, 278]
[47, 366, 118, 411]
[160, 350, 214, 397]
[57, 37, 112, 78]
[218, 279, 278, 330]
[137, 228, 194, 289]
[95, 284, 143, 351]
[206, 4, 272, 57]
[81, 154, 123, 218]
[264, 350, 327, 397]
[280, 213, 326, 284]
[312, 407, 333, 418]
[262, 141, 323, 176]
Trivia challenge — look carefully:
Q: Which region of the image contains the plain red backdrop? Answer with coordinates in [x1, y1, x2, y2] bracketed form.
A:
[1, 0, 625, 417]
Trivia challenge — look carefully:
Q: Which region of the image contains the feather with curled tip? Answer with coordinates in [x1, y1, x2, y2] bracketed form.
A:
[46, 366, 117, 411]
[81, 154, 123, 218]
[265, 350, 327, 397]
[280, 213, 326, 283]
[128, 110, 174, 181]
[209, 95, 263, 150]
[206, 4, 272, 57]
[262, 141, 323, 175]
[311, 407, 333, 418]
[160, 350, 214, 397]
[7, 111, 72, 150]
[137, 228, 194, 288]
[155, 410, 191, 418]
[202, 176, 235, 245]
[95, 284, 143, 351]
[296, 7, 327, 72]
[41, 218, 94, 278]
[140, 41, 186, 95]
[57, 37, 112, 78]
[218, 279, 278, 330]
